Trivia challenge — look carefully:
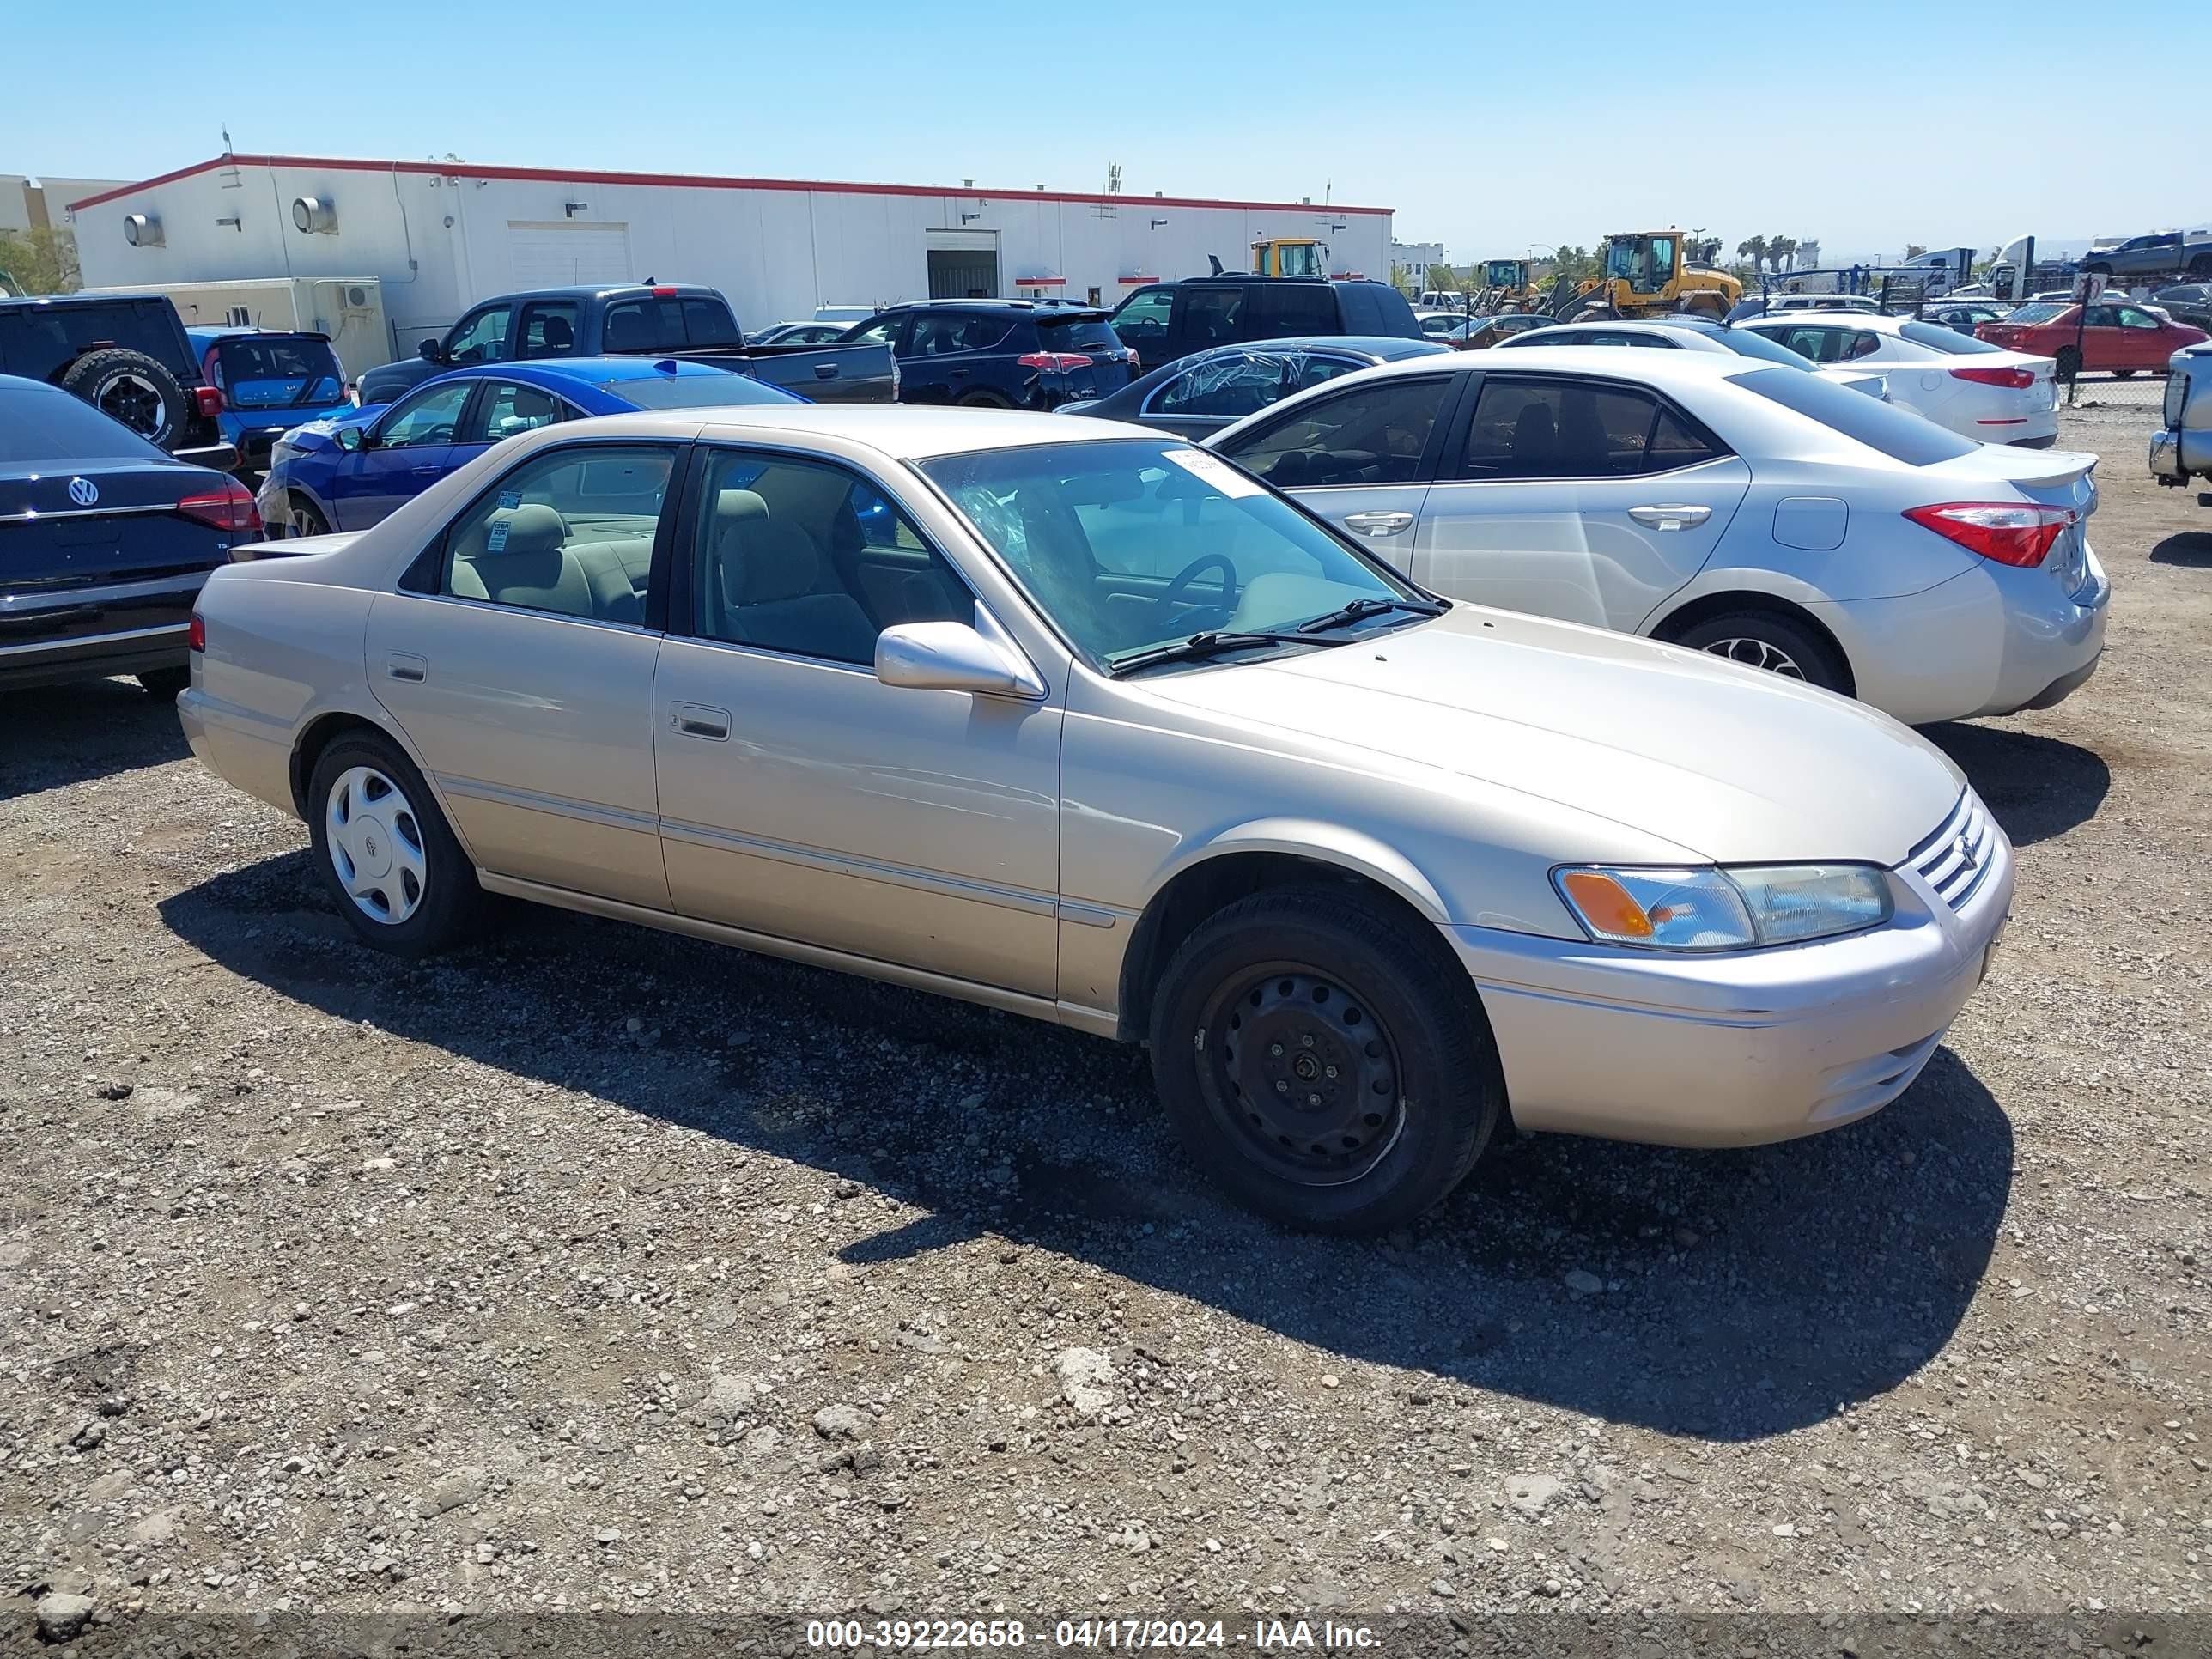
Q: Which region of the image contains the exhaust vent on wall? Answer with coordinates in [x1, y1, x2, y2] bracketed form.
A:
[292, 196, 338, 234]
[122, 213, 163, 247]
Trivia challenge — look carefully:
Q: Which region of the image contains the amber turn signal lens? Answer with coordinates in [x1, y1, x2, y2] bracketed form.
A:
[1558, 871, 1654, 939]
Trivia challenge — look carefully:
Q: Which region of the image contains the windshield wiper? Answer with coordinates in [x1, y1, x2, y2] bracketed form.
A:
[1107, 629, 1347, 677]
[1293, 595, 1447, 634]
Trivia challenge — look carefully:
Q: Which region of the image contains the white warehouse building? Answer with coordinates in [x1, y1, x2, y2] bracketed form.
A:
[70, 154, 1395, 367]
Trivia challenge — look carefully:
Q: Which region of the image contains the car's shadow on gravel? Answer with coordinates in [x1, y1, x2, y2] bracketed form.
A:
[0, 678, 190, 801]
[2148, 532, 2212, 568]
[161, 853, 2013, 1445]
[1921, 721, 2109, 845]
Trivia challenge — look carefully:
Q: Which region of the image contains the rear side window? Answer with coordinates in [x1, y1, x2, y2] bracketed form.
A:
[1457, 377, 1719, 479]
[1216, 374, 1452, 487]
[908, 312, 1011, 356]
[1251, 284, 1339, 337]
[0, 383, 167, 464]
[1176, 288, 1246, 347]
[1732, 366, 1977, 465]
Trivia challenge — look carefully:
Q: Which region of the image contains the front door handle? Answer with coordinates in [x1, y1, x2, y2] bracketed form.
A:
[384, 652, 427, 683]
[672, 702, 731, 741]
[1627, 504, 1712, 530]
[1342, 510, 1416, 537]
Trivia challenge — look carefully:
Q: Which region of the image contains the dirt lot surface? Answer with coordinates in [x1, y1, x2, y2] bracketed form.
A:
[3, 408, 2209, 1643]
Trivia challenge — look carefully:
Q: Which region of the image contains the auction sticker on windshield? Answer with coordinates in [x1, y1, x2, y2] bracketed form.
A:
[1162, 447, 1263, 498]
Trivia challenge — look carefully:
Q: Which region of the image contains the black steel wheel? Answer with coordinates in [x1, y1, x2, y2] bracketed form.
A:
[1149, 886, 1504, 1232]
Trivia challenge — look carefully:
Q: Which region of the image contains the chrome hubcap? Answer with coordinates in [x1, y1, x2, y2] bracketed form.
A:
[1702, 637, 1805, 679]
[326, 765, 427, 924]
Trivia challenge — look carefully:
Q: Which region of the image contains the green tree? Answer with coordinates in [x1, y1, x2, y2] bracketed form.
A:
[0, 226, 80, 295]
[1736, 235, 1768, 276]
[1768, 234, 1799, 272]
[1904, 243, 1928, 259]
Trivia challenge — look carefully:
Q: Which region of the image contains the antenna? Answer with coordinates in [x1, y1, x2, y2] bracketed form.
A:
[1106, 163, 1122, 196]
[221, 125, 234, 155]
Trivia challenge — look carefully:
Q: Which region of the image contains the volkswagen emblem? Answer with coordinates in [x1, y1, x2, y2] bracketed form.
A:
[1954, 834, 1978, 871]
[67, 477, 100, 507]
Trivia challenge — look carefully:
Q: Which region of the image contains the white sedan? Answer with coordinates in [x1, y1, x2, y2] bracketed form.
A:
[1738, 310, 2059, 447]
[1492, 315, 1890, 398]
[1206, 348, 2106, 725]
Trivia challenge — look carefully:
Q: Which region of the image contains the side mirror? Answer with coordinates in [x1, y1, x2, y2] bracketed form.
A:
[875, 620, 1044, 699]
[337, 424, 367, 453]
[417, 338, 442, 363]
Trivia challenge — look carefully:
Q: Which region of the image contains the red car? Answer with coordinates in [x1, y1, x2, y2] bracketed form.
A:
[1977, 300, 2208, 378]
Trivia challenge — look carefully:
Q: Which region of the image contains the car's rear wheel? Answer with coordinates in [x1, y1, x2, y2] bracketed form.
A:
[957, 389, 1012, 409]
[1669, 610, 1849, 695]
[2055, 345, 2081, 382]
[136, 666, 191, 701]
[307, 732, 480, 957]
[59, 349, 187, 449]
[1148, 887, 1503, 1233]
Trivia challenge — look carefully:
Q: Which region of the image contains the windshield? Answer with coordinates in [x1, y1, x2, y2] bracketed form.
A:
[1898, 319, 2008, 356]
[598, 374, 803, 409]
[0, 384, 168, 464]
[210, 336, 345, 409]
[915, 438, 1424, 670]
[1732, 367, 1978, 465]
[2002, 302, 2070, 325]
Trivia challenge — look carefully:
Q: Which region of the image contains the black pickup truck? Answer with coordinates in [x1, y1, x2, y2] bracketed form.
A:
[357, 283, 896, 406]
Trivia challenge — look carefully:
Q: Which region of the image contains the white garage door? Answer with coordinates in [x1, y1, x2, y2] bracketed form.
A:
[507, 222, 632, 288]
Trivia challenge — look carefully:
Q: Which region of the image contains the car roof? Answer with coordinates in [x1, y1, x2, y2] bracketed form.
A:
[520, 404, 1166, 460]
[878, 298, 1102, 313]
[1509, 318, 1726, 343]
[419, 356, 738, 391]
[187, 325, 332, 343]
[1322, 345, 1758, 390]
[0, 290, 176, 311]
[1186, 335, 1448, 359]
[1745, 308, 1913, 331]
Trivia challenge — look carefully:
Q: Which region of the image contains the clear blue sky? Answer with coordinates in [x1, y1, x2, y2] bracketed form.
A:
[8, 0, 2202, 263]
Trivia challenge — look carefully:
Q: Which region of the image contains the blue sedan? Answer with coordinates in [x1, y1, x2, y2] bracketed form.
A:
[255, 356, 804, 537]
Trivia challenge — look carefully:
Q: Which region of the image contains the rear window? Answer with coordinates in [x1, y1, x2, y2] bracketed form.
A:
[595, 373, 804, 409]
[1707, 326, 1825, 369]
[0, 383, 168, 464]
[2002, 303, 2069, 325]
[602, 295, 739, 352]
[0, 300, 193, 377]
[1036, 313, 1123, 354]
[1732, 367, 1977, 465]
[1897, 320, 2007, 356]
[209, 336, 346, 408]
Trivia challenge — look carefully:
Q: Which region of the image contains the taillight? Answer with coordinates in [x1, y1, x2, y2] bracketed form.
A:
[1950, 365, 2035, 389]
[1017, 351, 1094, 374]
[177, 477, 263, 534]
[1904, 501, 2075, 568]
[187, 612, 206, 653]
[194, 384, 225, 417]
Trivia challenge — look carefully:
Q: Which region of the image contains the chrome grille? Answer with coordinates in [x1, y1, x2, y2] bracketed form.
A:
[1907, 790, 1998, 911]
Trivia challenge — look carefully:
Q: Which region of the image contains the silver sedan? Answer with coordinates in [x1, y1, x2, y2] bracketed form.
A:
[180, 406, 2008, 1233]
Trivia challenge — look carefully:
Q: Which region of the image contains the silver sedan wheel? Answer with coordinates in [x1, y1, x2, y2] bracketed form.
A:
[1700, 637, 1806, 679]
[325, 765, 428, 925]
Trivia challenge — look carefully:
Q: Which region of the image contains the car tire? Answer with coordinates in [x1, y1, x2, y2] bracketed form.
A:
[291, 497, 331, 538]
[58, 349, 188, 449]
[1147, 885, 1504, 1234]
[307, 732, 481, 958]
[956, 390, 1012, 409]
[2055, 346, 2082, 382]
[1669, 610, 1849, 694]
[136, 666, 191, 701]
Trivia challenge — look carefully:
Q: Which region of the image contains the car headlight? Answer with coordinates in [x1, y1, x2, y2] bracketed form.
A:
[1553, 863, 1893, 950]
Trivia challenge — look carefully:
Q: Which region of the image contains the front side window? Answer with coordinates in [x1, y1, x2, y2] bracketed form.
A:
[378, 380, 474, 448]
[471, 380, 568, 443]
[1109, 288, 1174, 348]
[842, 313, 905, 348]
[446, 307, 511, 365]
[435, 444, 678, 622]
[918, 437, 1424, 669]
[1216, 375, 1452, 488]
[690, 449, 972, 665]
[1456, 377, 1680, 480]
[516, 302, 580, 358]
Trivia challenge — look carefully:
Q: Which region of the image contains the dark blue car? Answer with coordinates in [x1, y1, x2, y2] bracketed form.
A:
[255, 356, 802, 537]
[187, 326, 355, 471]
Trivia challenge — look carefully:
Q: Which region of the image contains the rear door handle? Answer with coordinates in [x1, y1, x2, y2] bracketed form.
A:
[1341, 510, 1415, 537]
[410, 465, 444, 476]
[672, 702, 730, 741]
[384, 652, 427, 683]
[812, 362, 839, 380]
[1627, 504, 1713, 530]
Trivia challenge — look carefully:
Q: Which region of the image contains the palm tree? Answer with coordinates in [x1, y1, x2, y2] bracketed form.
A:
[1769, 235, 1799, 272]
[1736, 235, 1768, 276]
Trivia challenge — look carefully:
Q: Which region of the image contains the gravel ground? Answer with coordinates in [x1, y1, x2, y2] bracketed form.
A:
[3, 408, 2208, 1643]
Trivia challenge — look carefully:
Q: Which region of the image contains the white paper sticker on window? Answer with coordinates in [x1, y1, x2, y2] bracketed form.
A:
[486, 520, 511, 552]
[497, 489, 523, 510]
[1161, 447, 1264, 499]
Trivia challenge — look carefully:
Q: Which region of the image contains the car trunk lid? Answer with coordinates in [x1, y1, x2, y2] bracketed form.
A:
[1, 462, 241, 595]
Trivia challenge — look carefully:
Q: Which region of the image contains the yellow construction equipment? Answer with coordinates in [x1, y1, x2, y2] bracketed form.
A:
[1475, 258, 1543, 312]
[1249, 238, 1324, 279]
[1550, 231, 1741, 321]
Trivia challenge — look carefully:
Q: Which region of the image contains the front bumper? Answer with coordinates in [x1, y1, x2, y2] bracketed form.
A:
[1450, 790, 2012, 1147]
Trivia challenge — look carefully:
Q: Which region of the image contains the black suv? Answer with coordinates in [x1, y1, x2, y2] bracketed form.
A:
[841, 300, 1137, 410]
[1105, 276, 1422, 374]
[0, 292, 228, 460]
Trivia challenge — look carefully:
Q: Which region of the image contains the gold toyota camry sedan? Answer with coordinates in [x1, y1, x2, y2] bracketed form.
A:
[179, 405, 2010, 1232]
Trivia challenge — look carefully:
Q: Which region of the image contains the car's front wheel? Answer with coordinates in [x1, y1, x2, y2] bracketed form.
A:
[307, 732, 480, 957]
[1148, 887, 1504, 1233]
[1670, 610, 1849, 695]
[290, 496, 331, 538]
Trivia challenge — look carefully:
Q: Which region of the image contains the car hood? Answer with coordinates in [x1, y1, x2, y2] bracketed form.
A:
[1136, 606, 1965, 866]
